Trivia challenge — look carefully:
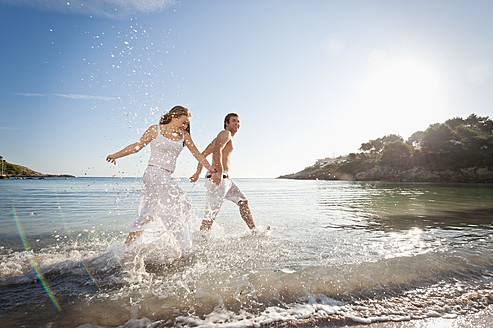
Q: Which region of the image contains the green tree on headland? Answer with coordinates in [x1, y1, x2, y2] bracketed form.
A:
[359, 134, 404, 163]
[417, 114, 493, 169]
[0, 155, 44, 177]
[380, 140, 412, 170]
[406, 130, 424, 148]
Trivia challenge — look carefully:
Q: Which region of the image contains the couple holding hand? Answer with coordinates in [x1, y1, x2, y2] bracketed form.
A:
[106, 106, 259, 264]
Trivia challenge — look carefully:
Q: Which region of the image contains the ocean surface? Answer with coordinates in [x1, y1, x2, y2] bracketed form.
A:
[1, 177, 492, 327]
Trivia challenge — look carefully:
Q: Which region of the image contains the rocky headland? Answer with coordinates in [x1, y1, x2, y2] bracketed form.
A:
[279, 114, 493, 183]
[0, 158, 75, 179]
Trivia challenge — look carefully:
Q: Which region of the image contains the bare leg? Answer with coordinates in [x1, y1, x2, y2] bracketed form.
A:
[239, 201, 256, 230]
[125, 230, 143, 246]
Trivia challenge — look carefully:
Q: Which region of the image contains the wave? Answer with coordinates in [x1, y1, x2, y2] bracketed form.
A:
[1, 237, 493, 327]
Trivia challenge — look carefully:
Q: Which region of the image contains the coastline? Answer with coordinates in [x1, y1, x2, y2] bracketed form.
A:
[278, 165, 493, 183]
[269, 305, 493, 327]
[0, 159, 75, 178]
[1, 174, 75, 179]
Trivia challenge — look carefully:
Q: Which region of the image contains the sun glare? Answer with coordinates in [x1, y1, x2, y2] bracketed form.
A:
[350, 59, 444, 138]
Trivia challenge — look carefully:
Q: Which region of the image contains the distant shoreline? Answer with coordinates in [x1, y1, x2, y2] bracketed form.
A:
[1, 174, 75, 179]
[278, 165, 493, 183]
[0, 159, 75, 179]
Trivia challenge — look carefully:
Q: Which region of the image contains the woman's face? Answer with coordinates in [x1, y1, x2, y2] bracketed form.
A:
[172, 115, 190, 131]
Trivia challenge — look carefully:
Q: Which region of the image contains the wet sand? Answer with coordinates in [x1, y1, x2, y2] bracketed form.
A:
[269, 305, 493, 328]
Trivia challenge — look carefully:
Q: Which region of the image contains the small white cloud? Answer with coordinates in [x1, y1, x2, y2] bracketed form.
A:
[0, 0, 175, 17]
[0, 127, 22, 130]
[16, 92, 118, 101]
[465, 63, 491, 84]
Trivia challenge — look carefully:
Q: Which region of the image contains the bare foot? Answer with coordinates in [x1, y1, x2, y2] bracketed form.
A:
[251, 226, 271, 235]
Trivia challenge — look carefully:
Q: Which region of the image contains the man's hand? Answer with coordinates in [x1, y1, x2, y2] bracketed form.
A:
[211, 172, 222, 185]
[190, 172, 200, 183]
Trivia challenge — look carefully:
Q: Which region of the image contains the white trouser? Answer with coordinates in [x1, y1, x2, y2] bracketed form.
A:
[204, 174, 247, 222]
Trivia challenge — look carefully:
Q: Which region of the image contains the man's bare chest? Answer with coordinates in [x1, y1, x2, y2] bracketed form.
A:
[223, 140, 234, 156]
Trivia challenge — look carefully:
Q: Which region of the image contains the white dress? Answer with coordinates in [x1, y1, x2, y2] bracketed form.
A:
[127, 124, 193, 266]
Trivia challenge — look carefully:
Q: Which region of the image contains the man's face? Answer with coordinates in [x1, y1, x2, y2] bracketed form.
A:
[227, 116, 240, 132]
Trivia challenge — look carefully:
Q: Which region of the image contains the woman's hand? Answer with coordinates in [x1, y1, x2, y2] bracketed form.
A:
[106, 154, 117, 165]
[190, 172, 200, 183]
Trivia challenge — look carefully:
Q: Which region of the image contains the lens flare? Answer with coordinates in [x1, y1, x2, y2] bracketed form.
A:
[12, 206, 62, 312]
[55, 194, 101, 292]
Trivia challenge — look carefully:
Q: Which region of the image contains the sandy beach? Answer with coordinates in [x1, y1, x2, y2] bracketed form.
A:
[271, 305, 493, 328]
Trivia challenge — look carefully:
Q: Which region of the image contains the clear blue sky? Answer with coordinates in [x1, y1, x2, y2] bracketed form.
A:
[1, 0, 492, 178]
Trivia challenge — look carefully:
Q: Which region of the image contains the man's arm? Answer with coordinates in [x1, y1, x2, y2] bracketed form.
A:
[211, 130, 231, 185]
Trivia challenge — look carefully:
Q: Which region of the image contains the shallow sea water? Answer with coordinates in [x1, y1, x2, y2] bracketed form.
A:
[0, 177, 492, 327]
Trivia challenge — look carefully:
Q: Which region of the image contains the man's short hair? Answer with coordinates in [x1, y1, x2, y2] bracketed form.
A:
[224, 113, 239, 129]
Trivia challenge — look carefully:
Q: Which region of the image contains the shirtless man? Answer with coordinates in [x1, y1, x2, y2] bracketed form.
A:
[190, 113, 257, 231]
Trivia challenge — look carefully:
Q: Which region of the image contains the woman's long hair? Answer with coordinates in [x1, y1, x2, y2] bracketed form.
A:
[159, 106, 191, 141]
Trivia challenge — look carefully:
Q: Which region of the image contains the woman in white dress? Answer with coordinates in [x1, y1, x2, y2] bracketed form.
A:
[106, 106, 214, 263]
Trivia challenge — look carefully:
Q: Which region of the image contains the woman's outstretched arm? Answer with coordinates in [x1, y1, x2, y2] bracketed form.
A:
[106, 125, 157, 164]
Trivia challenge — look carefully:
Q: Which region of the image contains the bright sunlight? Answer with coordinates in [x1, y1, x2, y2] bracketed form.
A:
[350, 59, 445, 139]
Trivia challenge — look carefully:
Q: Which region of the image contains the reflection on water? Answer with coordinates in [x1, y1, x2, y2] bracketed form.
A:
[314, 181, 493, 267]
[317, 181, 493, 230]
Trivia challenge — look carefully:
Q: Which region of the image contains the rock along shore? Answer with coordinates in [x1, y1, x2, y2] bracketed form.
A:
[279, 166, 493, 183]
